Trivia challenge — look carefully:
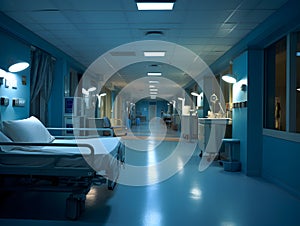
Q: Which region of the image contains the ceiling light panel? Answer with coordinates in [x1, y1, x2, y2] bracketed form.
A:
[144, 51, 166, 57]
[137, 2, 174, 11]
[149, 80, 160, 84]
[147, 72, 162, 76]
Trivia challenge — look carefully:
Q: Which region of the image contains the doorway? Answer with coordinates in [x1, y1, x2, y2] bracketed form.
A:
[148, 102, 157, 121]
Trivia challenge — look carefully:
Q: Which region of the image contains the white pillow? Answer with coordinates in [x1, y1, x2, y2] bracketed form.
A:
[0, 130, 14, 151]
[2, 116, 55, 143]
[0, 131, 12, 142]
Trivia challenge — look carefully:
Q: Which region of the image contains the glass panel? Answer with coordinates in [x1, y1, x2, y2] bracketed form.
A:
[264, 37, 287, 131]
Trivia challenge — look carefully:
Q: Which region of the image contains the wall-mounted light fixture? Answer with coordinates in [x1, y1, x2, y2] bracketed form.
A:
[96, 93, 107, 108]
[191, 91, 203, 107]
[82, 87, 97, 95]
[297, 88, 300, 92]
[222, 61, 236, 84]
[8, 61, 29, 73]
[191, 91, 200, 97]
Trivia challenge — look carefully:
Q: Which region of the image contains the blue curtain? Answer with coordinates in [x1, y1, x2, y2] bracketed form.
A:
[30, 48, 55, 125]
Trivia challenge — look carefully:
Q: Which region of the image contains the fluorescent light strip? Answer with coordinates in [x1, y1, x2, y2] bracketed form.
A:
[150, 88, 158, 92]
[149, 85, 156, 88]
[147, 72, 162, 76]
[150, 92, 158, 95]
[144, 51, 166, 57]
[137, 2, 174, 10]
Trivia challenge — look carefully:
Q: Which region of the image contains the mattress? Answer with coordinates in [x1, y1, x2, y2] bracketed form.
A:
[0, 137, 125, 180]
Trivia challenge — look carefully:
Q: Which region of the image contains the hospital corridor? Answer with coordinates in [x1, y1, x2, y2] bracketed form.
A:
[0, 0, 300, 225]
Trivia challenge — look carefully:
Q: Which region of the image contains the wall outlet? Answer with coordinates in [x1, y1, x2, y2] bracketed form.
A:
[12, 98, 26, 107]
[0, 97, 9, 106]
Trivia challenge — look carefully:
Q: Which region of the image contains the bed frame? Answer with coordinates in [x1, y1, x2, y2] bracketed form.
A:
[0, 138, 124, 220]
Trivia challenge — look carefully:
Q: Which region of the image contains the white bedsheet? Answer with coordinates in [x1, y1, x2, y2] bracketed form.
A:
[0, 137, 120, 155]
[0, 137, 124, 181]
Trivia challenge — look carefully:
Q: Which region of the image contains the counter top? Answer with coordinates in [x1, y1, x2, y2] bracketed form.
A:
[198, 118, 232, 125]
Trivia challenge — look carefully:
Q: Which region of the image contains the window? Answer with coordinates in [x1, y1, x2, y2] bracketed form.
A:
[264, 37, 287, 131]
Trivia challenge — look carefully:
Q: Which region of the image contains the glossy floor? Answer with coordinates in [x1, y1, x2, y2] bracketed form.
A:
[0, 125, 299, 225]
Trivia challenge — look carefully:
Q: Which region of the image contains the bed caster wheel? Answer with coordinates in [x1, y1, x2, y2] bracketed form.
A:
[66, 197, 79, 220]
[79, 199, 86, 213]
[108, 180, 117, 190]
[66, 196, 85, 220]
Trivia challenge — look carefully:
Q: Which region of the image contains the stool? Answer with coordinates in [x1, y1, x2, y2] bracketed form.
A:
[222, 138, 241, 172]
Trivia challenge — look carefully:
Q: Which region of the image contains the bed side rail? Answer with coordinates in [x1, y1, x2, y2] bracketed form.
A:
[47, 127, 114, 139]
[0, 142, 94, 155]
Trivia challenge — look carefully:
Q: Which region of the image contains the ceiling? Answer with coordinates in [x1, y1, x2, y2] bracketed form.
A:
[0, 0, 288, 98]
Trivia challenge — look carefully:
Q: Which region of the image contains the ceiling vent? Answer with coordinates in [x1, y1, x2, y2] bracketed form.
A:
[145, 31, 164, 37]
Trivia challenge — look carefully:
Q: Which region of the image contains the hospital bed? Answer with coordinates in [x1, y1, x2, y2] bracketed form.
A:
[0, 116, 125, 220]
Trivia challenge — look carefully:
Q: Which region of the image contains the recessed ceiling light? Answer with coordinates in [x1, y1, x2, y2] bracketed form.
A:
[150, 88, 158, 92]
[149, 80, 160, 84]
[150, 95, 157, 99]
[150, 92, 158, 95]
[136, 2, 174, 11]
[147, 72, 162, 76]
[149, 85, 156, 88]
[144, 51, 166, 57]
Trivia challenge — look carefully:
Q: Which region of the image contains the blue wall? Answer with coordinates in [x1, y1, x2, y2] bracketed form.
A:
[0, 12, 85, 127]
[0, 32, 30, 121]
[136, 99, 168, 121]
[232, 49, 265, 176]
[216, 0, 300, 196]
[263, 136, 300, 198]
[232, 51, 248, 173]
[247, 49, 263, 176]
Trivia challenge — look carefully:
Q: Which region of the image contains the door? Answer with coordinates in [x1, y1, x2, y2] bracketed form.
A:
[148, 102, 157, 121]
